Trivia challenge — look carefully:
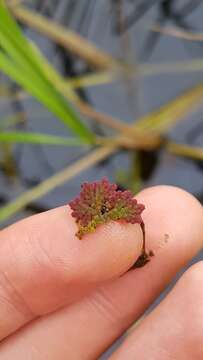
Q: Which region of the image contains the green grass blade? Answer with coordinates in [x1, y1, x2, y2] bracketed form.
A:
[0, 2, 94, 142]
[0, 131, 88, 146]
[0, 51, 93, 141]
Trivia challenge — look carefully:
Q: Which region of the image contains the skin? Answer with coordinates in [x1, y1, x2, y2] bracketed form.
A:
[0, 185, 202, 359]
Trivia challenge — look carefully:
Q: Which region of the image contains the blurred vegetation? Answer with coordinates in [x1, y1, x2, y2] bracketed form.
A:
[1, 0, 203, 224]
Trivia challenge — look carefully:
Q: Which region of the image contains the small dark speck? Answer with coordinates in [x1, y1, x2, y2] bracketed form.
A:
[101, 205, 108, 215]
[149, 250, 154, 257]
[164, 234, 169, 242]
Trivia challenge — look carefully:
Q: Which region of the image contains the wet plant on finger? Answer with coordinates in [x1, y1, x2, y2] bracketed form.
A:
[70, 177, 151, 267]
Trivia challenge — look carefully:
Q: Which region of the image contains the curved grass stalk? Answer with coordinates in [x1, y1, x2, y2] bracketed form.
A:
[10, 4, 120, 70]
[0, 145, 116, 223]
[166, 142, 203, 161]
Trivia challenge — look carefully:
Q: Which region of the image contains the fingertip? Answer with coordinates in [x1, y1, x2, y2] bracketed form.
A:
[79, 220, 143, 281]
[0, 204, 144, 291]
[57, 204, 144, 282]
[136, 185, 203, 272]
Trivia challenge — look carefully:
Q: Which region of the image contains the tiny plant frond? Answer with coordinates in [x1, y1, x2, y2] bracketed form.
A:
[69, 177, 145, 239]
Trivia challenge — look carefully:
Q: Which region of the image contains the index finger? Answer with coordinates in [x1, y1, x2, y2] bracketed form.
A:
[0, 205, 143, 340]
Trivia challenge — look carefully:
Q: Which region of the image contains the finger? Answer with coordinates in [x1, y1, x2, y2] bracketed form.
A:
[0, 205, 143, 340]
[111, 261, 203, 359]
[0, 186, 202, 359]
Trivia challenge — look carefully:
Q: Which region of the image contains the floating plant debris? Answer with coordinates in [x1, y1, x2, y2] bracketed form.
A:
[70, 177, 151, 267]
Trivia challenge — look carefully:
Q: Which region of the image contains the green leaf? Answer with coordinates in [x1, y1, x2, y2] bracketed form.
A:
[0, 131, 88, 146]
[0, 1, 94, 142]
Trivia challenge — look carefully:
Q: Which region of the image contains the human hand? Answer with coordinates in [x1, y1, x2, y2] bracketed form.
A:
[0, 186, 202, 359]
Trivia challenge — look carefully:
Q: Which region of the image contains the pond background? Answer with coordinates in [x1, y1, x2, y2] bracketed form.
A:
[0, 1, 203, 358]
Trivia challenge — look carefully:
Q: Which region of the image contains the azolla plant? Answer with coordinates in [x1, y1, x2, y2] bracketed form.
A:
[69, 177, 151, 268]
